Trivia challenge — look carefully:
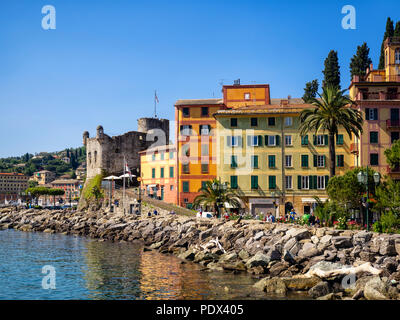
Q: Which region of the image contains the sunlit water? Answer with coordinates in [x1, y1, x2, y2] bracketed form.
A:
[0, 229, 308, 300]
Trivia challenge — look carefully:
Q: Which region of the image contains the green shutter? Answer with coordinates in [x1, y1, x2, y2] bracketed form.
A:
[313, 135, 316, 145]
[374, 109, 378, 120]
[325, 175, 329, 189]
[265, 135, 269, 146]
[169, 166, 174, 178]
[160, 168, 164, 178]
[230, 176, 238, 189]
[276, 135, 280, 146]
[323, 155, 326, 167]
[258, 135, 263, 146]
[231, 155, 237, 168]
[365, 108, 370, 120]
[309, 175, 313, 189]
[336, 134, 343, 145]
[298, 176, 302, 189]
[269, 176, 276, 189]
[182, 181, 189, 192]
[313, 155, 317, 167]
[324, 135, 328, 146]
[302, 135, 308, 145]
[302, 155, 308, 167]
[313, 176, 317, 189]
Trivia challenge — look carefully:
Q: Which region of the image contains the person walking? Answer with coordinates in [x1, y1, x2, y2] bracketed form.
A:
[309, 212, 316, 226]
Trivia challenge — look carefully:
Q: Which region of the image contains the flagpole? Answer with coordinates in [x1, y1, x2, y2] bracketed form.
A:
[123, 156, 126, 214]
[154, 90, 157, 118]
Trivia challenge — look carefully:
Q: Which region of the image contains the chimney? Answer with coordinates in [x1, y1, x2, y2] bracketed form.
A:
[287, 95, 291, 102]
[233, 79, 241, 86]
[370, 63, 373, 71]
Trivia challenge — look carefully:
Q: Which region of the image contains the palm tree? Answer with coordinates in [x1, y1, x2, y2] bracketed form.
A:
[193, 179, 242, 217]
[299, 85, 363, 177]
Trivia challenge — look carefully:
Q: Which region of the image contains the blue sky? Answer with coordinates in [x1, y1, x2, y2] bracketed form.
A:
[0, 0, 399, 157]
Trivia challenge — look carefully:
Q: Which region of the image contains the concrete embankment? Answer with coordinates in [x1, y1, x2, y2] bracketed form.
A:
[1, 206, 400, 300]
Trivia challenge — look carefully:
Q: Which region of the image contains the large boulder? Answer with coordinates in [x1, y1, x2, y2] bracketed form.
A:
[245, 252, 270, 269]
[331, 236, 353, 249]
[308, 281, 331, 299]
[281, 276, 320, 291]
[286, 228, 311, 241]
[364, 277, 390, 300]
[253, 277, 287, 295]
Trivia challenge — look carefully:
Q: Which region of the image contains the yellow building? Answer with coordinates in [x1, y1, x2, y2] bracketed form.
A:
[349, 36, 400, 179]
[139, 145, 177, 204]
[214, 98, 352, 216]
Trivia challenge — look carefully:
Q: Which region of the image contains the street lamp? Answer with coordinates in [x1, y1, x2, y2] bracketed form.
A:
[357, 168, 380, 231]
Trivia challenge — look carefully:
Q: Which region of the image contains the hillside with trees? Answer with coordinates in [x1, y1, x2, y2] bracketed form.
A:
[0, 146, 86, 178]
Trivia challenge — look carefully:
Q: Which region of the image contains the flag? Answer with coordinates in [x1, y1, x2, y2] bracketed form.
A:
[155, 91, 159, 103]
[124, 159, 133, 181]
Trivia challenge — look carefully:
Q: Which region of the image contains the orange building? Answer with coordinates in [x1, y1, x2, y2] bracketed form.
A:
[349, 37, 400, 179]
[175, 82, 271, 208]
[139, 145, 177, 204]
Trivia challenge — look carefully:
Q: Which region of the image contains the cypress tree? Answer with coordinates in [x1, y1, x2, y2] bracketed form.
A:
[349, 42, 372, 80]
[394, 21, 400, 37]
[322, 50, 341, 90]
[378, 17, 394, 69]
[302, 79, 319, 103]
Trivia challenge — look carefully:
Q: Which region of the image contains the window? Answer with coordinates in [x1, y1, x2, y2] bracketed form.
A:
[301, 155, 309, 168]
[230, 176, 238, 189]
[227, 135, 240, 147]
[200, 125, 211, 135]
[268, 117, 276, 126]
[180, 125, 192, 136]
[231, 155, 238, 168]
[201, 144, 209, 156]
[268, 155, 276, 168]
[160, 152, 165, 160]
[285, 135, 292, 146]
[231, 118, 238, 127]
[269, 176, 276, 189]
[251, 155, 259, 169]
[251, 118, 258, 126]
[391, 132, 400, 143]
[201, 164, 209, 173]
[201, 181, 207, 189]
[182, 107, 190, 117]
[336, 155, 344, 167]
[152, 168, 155, 178]
[182, 181, 189, 192]
[251, 176, 258, 189]
[182, 164, 189, 174]
[370, 153, 379, 166]
[314, 135, 328, 146]
[396, 48, 400, 64]
[285, 176, 292, 189]
[248, 135, 261, 147]
[169, 166, 174, 178]
[152, 154, 156, 161]
[317, 155, 326, 167]
[301, 135, 308, 146]
[169, 151, 174, 159]
[365, 108, 378, 120]
[160, 168, 164, 178]
[201, 107, 208, 116]
[370, 131, 378, 144]
[301, 176, 309, 189]
[266, 135, 276, 146]
[317, 176, 326, 189]
[285, 155, 292, 167]
[284, 117, 292, 126]
[244, 93, 251, 100]
[170, 185, 174, 191]
[336, 134, 344, 145]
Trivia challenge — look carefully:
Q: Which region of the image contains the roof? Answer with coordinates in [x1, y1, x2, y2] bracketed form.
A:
[0, 172, 27, 176]
[139, 144, 176, 154]
[35, 170, 54, 174]
[175, 98, 224, 106]
[214, 101, 314, 116]
[51, 179, 79, 184]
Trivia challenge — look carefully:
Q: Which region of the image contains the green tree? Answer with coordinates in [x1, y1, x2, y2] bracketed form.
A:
[349, 42, 372, 80]
[193, 179, 242, 216]
[378, 17, 394, 69]
[384, 139, 400, 170]
[322, 50, 341, 90]
[48, 188, 65, 206]
[299, 85, 363, 177]
[302, 79, 319, 103]
[394, 21, 400, 37]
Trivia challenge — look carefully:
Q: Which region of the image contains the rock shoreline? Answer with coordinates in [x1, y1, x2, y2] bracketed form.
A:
[1, 206, 400, 300]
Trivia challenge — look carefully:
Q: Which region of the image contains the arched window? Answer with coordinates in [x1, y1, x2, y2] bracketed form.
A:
[94, 151, 97, 163]
[88, 152, 92, 164]
[395, 48, 400, 65]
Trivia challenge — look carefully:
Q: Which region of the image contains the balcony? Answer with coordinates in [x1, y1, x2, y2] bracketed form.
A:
[387, 165, 400, 173]
[387, 120, 400, 129]
[350, 143, 359, 154]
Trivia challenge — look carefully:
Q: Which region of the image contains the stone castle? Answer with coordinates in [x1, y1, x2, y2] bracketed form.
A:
[83, 118, 169, 179]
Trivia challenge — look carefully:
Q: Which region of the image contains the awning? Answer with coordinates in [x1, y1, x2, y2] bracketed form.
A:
[301, 198, 328, 203]
[147, 184, 157, 188]
[224, 199, 245, 208]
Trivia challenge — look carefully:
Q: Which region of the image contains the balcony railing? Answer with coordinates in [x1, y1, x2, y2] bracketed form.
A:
[387, 165, 400, 173]
[350, 143, 359, 154]
[387, 119, 400, 129]
[356, 91, 400, 101]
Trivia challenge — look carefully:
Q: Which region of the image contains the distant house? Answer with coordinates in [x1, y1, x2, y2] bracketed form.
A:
[75, 166, 86, 180]
[50, 179, 82, 202]
[61, 157, 70, 164]
[33, 170, 56, 185]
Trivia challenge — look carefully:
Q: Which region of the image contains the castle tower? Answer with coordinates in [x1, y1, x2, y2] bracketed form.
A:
[83, 131, 89, 146]
[137, 117, 170, 145]
[96, 125, 104, 139]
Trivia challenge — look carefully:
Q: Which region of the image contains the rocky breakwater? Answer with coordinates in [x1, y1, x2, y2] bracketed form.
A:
[1, 206, 400, 300]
